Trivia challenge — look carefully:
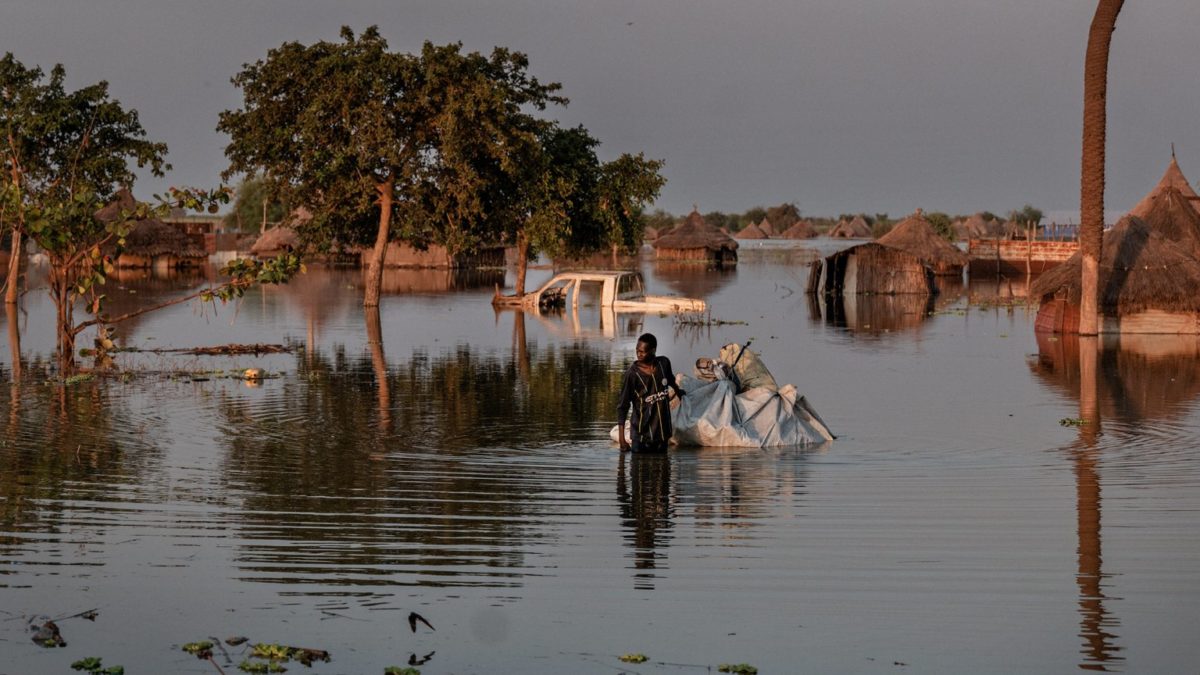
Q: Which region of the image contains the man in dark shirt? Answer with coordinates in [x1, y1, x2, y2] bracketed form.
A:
[617, 333, 685, 453]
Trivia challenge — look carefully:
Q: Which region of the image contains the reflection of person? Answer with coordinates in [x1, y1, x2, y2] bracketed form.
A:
[617, 333, 685, 453]
[616, 452, 673, 586]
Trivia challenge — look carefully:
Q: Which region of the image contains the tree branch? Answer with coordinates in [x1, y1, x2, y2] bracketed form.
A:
[72, 278, 252, 336]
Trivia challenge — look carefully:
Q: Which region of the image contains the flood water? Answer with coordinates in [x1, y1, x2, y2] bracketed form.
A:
[2, 241, 1200, 673]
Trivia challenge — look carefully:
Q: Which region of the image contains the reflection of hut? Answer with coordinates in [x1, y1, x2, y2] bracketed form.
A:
[828, 215, 872, 238]
[780, 220, 817, 240]
[1031, 216, 1200, 334]
[1130, 155, 1200, 219]
[250, 225, 299, 258]
[653, 209, 738, 265]
[653, 261, 738, 297]
[875, 210, 969, 276]
[1030, 331, 1200, 424]
[811, 292, 935, 335]
[807, 242, 935, 296]
[735, 221, 769, 240]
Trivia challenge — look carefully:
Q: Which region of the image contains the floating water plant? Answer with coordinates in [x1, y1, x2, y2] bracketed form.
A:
[1059, 417, 1087, 427]
[718, 664, 758, 675]
[70, 657, 124, 675]
[619, 653, 649, 663]
[383, 668, 421, 675]
[182, 640, 215, 658]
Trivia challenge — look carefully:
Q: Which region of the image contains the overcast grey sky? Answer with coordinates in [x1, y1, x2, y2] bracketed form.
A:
[3, 0, 1197, 219]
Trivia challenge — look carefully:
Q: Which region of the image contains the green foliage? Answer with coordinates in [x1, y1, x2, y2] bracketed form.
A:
[742, 206, 767, 226]
[718, 664, 758, 674]
[384, 668, 421, 675]
[925, 211, 955, 241]
[70, 657, 123, 675]
[619, 653, 649, 663]
[1009, 204, 1044, 229]
[596, 153, 666, 252]
[238, 660, 287, 674]
[765, 202, 801, 231]
[224, 174, 287, 233]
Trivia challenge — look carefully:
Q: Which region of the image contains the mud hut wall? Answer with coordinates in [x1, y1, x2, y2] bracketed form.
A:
[849, 246, 933, 294]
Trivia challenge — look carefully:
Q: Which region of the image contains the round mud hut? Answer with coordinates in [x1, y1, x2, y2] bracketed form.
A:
[1030, 216, 1200, 334]
[875, 209, 969, 277]
[251, 225, 299, 259]
[807, 242, 936, 297]
[653, 209, 738, 265]
[97, 189, 206, 270]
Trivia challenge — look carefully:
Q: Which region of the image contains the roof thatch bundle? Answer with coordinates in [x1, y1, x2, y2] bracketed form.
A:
[653, 210, 739, 264]
[123, 219, 205, 259]
[828, 215, 871, 238]
[95, 188, 138, 222]
[1135, 185, 1200, 258]
[735, 221, 770, 240]
[780, 220, 817, 239]
[876, 210, 969, 275]
[1130, 155, 1200, 219]
[1030, 216, 1200, 319]
[251, 225, 299, 257]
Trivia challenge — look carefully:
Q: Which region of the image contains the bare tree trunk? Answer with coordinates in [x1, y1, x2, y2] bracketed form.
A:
[1079, 0, 1125, 336]
[5, 300, 19, 382]
[611, 242, 619, 268]
[364, 178, 394, 308]
[4, 230, 19, 304]
[514, 229, 530, 297]
[49, 262, 77, 374]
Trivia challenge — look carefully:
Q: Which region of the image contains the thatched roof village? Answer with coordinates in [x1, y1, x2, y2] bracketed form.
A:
[98, 189, 206, 269]
[875, 209, 969, 276]
[653, 209, 738, 265]
[251, 225, 299, 258]
[735, 221, 770, 240]
[828, 215, 872, 238]
[757, 217, 776, 237]
[780, 220, 818, 239]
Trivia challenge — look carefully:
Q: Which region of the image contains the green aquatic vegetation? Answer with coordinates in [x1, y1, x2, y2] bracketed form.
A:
[718, 664, 758, 675]
[619, 653, 648, 663]
[251, 643, 294, 661]
[64, 373, 95, 386]
[70, 657, 124, 675]
[1059, 417, 1087, 427]
[384, 668, 421, 675]
[182, 640, 215, 658]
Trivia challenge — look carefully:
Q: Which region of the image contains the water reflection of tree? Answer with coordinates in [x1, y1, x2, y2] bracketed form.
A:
[615, 453, 673, 590]
[0, 380, 157, 565]
[214, 342, 622, 592]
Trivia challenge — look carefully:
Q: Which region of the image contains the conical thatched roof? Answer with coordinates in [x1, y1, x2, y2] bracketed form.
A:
[1136, 185, 1200, 258]
[1130, 155, 1200, 219]
[780, 220, 817, 239]
[828, 215, 872, 238]
[876, 210, 969, 269]
[95, 188, 138, 222]
[251, 225, 299, 256]
[653, 210, 739, 252]
[735, 221, 770, 240]
[1030, 216, 1200, 317]
[757, 217, 776, 237]
[951, 219, 968, 241]
[643, 226, 659, 241]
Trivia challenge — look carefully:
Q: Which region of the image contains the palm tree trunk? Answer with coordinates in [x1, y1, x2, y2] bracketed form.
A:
[364, 178, 394, 308]
[1079, 0, 1125, 335]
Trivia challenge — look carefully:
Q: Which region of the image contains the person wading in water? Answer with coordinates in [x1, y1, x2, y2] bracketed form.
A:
[617, 333, 686, 453]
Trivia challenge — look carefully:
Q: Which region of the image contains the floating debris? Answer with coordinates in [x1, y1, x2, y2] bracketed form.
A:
[619, 653, 648, 663]
[718, 664, 758, 675]
[30, 619, 66, 648]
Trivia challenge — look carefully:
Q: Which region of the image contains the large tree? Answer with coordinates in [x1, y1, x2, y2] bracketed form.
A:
[220, 28, 565, 308]
[0, 54, 298, 373]
[596, 153, 666, 263]
[1079, 0, 1124, 335]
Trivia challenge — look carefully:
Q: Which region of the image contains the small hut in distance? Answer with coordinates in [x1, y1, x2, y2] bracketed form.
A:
[653, 209, 738, 265]
[757, 217, 776, 237]
[97, 189, 206, 270]
[875, 209, 969, 277]
[807, 243, 935, 296]
[735, 221, 770, 240]
[780, 220, 818, 240]
[828, 215, 872, 238]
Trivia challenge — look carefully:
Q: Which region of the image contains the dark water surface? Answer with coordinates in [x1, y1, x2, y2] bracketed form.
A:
[2, 242, 1200, 673]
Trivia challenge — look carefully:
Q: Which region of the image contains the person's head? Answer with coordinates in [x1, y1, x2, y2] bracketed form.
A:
[636, 333, 657, 363]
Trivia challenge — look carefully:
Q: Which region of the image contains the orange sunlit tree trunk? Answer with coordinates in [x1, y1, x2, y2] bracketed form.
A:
[1079, 0, 1125, 335]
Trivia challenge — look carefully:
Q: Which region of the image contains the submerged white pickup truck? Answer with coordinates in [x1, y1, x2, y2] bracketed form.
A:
[494, 270, 706, 313]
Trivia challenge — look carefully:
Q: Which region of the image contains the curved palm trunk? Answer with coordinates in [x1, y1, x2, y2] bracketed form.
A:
[1079, 0, 1125, 335]
[364, 178, 394, 308]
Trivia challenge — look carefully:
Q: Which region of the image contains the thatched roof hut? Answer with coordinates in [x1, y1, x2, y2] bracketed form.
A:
[1031, 215, 1200, 334]
[876, 209, 969, 276]
[1135, 185, 1200, 258]
[97, 189, 206, 269]
[735, 221, 770, 240]
[780, 220, 817, 240]
[828, 215, 872, 238]
[653, 209, 738, 265]
[251, 225, 299, 258]
[757, 217, 776, 237]
[1130, 155, 1200, 219]
[643, 226, 659, 242]
[808, 242, 936, 296]
[963, 213, 1002, 239]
